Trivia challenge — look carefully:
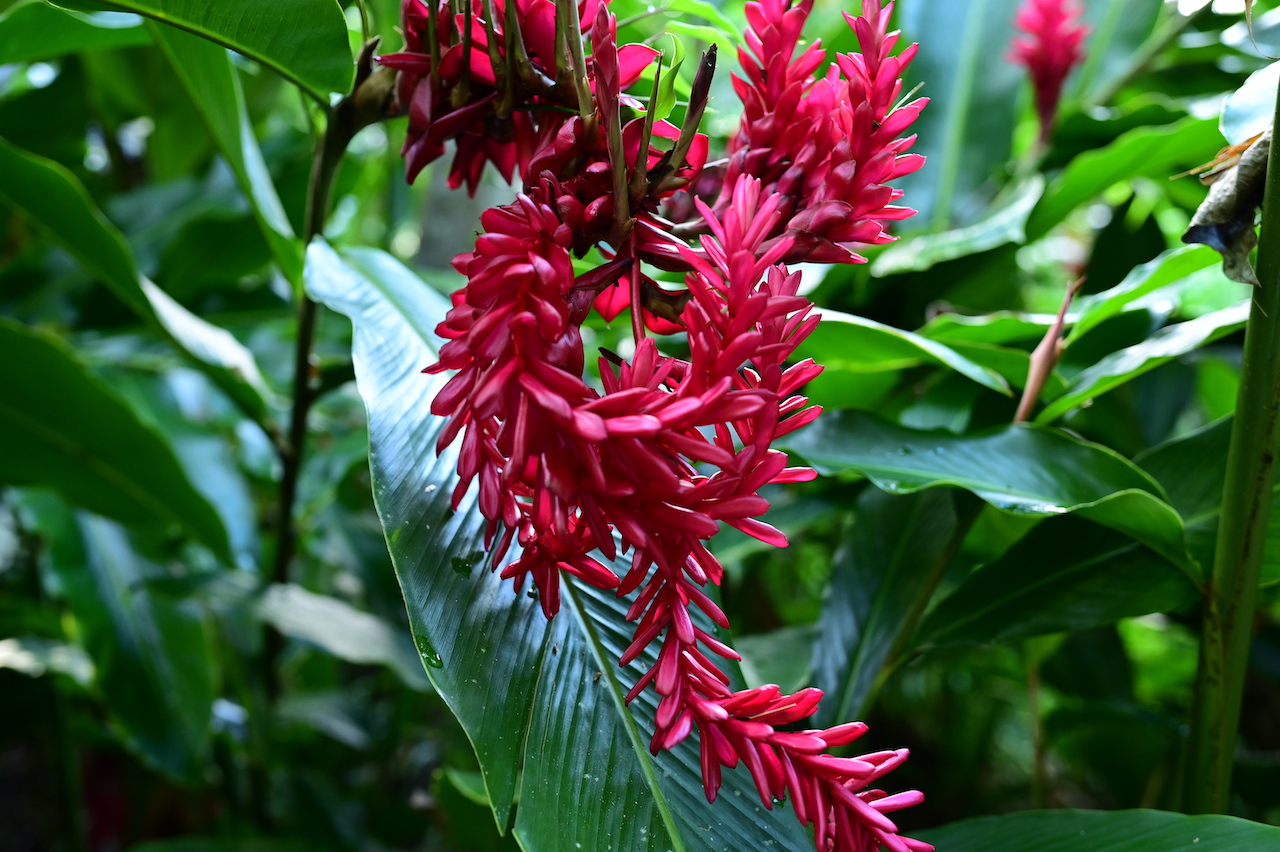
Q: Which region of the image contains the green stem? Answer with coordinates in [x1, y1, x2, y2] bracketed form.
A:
[264, 41, 394, 696]
[1182, 116, 1280, 810]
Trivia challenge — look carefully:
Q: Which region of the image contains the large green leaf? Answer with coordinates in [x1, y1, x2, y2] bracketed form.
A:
[870, 176, 1044, 276]
[47, 0, 353, 100]
[1038, 300, 1249, 424]
[0, 0, 148, 64]
[258, 583, 432, 692]
[0, 319, 231, 559]
[797, 309, 1011, 395]
[150, 23, 302, 282]
[306, 242, 815, 851]
[917, 808, 1280, 852]
[893, 0, 1024, 230]
[915, 516, 1198, 646]
[1072, 0, 1165, 104]
[1065, 245, 1220, 345]
[25, 501, 218, 782]
[810, 488, 961, 725]
[1138, 418, 1280, 588]
[0, 137, 276, 423]
[1026, 118, 1221, 241]
[784, 411, 1191, 570]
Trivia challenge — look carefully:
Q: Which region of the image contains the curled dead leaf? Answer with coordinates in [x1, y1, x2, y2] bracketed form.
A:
[1182, 128, 1271, 286]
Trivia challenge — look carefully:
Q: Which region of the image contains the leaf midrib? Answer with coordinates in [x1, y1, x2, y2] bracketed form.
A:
[561, 578, 687, 852]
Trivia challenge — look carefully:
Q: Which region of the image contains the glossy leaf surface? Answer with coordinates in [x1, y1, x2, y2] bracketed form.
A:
[305, 242, 813, 851]
[0, 0, 148, 64]
[48, 0, 353, 100]
[811, 488, 961, 725]
[918, 809, 1280, 852]
[1039, 301, 1249, 424]
[785, 411, 1190, 568]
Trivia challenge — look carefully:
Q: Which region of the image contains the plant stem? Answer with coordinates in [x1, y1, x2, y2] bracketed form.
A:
[264, 43, 395, 700]
[1182, 86, 1280, 813]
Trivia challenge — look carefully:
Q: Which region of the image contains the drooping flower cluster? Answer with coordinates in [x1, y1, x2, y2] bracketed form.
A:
[1010, 0, 1089, 144]
[387, 2, 932, 850]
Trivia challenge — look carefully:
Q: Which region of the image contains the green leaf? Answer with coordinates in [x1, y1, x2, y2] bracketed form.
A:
[1038, 300, 1249, 424]
[149, 23, 302, 282]
[0, 635, 94, 685]
[736, 623, 816, 695]
[893, 0, 1024, 230]
[652, 35, 685, 124]
[48, 0, 353, 101]
[1072, 0, 1164, 104]
[0, 0, 148, 64]
[798, 309, 1012, 396]
[784, 411, 1191, 570]
[917, 808, 1280, 852]
[871, 176, 1044, 276]
[26, 503, 218, 782]
[305, 242, 814, 851]
[0, 137, 276, 424]
[659, 0, 741, 40]
[1066, 245, 1220, 345]
[919, 311, 1055, 346]
[916, 516, 1198, 646]
[258, 584, 432, 692]
[1220, 60, 1280, 146]
[1138, 417, 1280, 588]
[0, 319, 231, 559]
[811, 488, 961, 724]
[1026, 117, 1221, 242]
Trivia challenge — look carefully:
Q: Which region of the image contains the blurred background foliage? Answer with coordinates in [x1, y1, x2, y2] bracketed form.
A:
[2, 0, 1280, 849]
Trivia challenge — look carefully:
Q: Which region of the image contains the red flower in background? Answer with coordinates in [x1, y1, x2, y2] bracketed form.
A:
[402, 1, 932, 849]
[1010, 0, 1089, 144]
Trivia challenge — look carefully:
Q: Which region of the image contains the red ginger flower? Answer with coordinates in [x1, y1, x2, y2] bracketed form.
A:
[718, 0, 928, 264]
[427, 174, 930, 852]
[380, 0, 658, 193]
[415, 4, 930, 850]
[1010, 0, 1089, 144]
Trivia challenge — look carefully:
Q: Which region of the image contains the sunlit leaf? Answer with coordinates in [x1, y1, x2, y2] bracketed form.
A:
[0, 0, 148, 64]
[0, 636, 94, 685]
[871, 176, 1044, 276]
[47, 0, 353, 100]
[1039, 300, 1249, 423]
[1027, 118, 1221, 241]
[150, 23, 302, 282]
[797, 309, 1012, 396]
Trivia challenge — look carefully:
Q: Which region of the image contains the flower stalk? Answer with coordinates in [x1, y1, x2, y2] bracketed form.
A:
[1183, 75, 1280, 813]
